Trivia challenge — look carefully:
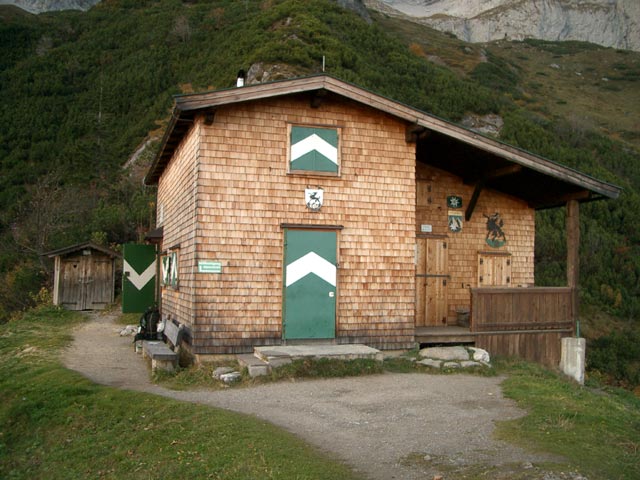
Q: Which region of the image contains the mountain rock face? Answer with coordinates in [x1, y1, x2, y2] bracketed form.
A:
[0, 0, 100, 14]
[370, 0, 640, 52]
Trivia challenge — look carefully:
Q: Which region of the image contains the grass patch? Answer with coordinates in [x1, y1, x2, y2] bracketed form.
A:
[116, 312, 141, 326]
[0, 307, 361, 480]
[494, 359, 640, 480]
[154, 350, 497, 390]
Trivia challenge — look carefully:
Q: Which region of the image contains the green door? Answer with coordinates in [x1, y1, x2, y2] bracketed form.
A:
[284, 230, 337, 339]
[122, 244, 156, 313]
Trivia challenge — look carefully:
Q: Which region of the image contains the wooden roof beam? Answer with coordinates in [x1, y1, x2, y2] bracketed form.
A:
[406, 124, 430, 143]
[464, 165, 522, 220]
[464, 164, 522, 185]
[310, 89, 327, 108]
[529, 189, 595, 210]
[465, 181, 484, 221]
[203, 109, 216, 125]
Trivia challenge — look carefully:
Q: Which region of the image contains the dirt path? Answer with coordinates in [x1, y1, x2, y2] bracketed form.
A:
[63, 312, 567, 480]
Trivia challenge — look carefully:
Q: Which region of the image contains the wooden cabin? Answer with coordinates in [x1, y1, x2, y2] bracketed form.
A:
[45, 242, 120, 311]
[144, 75, 620, 365]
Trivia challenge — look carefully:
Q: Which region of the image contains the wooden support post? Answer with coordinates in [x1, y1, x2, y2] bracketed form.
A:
[566, 200, 580, 335]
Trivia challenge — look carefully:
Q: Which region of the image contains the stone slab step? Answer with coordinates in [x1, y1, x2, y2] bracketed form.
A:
[254, 344, 383, 365]
[236, 353, 271, 377]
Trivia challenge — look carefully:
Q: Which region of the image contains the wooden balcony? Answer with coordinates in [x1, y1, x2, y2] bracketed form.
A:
[416, 287, 575, 366]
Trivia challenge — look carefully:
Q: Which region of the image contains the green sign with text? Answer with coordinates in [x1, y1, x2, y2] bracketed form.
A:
[198, 260, 222, 273]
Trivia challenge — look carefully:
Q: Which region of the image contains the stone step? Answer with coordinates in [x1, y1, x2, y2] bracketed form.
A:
[254, 344, 383, 365]
[236, 353, 270, 377]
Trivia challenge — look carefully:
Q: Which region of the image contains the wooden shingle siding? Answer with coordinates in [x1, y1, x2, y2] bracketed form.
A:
[416, 163, 535, 324]
[157, 123, 200, 336]
[192, 97, 416, 354]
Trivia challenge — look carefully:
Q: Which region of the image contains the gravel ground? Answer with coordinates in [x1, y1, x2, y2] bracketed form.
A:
[62, 311, 573, 480]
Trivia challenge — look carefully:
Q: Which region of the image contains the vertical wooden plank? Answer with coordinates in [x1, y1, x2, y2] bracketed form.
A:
[415, 239, 426, 327]
[80, 255, 90, 310]
[502, 256, 512, 286]
[478, 254, 487, 286]
[87, 257, 113, 309]
[566, 200, 580, 289]
[52, 256, 61, 306]
[566, 200, 579, 334]
[416, 239, 426, 276]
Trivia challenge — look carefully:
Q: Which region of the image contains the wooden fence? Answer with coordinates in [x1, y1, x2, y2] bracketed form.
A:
[471, 287, 575, 366]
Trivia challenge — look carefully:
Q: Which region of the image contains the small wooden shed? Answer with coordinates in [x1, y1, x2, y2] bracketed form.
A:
[45, 242, 120, 311]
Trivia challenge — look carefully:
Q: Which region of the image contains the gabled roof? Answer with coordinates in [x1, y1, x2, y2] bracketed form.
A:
[44, 242, 121, 259]
[145, 74, 620, 209]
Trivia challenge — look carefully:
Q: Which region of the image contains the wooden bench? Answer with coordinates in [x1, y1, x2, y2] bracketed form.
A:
[142, 318, 183, 372]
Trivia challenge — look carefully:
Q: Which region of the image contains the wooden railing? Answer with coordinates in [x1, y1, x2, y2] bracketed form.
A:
[470, 287, 575, 366]
[471, 287, 575, 333]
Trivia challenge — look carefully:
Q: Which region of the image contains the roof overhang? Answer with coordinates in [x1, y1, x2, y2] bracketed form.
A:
[144, 74, 621, 209]
[43, 242, 121, 259]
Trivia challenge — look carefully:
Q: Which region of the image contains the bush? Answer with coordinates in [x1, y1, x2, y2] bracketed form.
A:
[588, 329, 640, 388]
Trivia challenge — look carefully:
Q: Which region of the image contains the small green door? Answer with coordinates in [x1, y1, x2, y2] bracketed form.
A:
[283, 230, 337, 339]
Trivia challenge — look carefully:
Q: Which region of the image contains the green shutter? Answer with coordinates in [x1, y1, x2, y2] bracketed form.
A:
[122, 244, 156, 313]
[290, 126, 338, 173]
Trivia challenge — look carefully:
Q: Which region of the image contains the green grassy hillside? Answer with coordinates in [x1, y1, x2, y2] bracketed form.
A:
[0, 0, 638, 384]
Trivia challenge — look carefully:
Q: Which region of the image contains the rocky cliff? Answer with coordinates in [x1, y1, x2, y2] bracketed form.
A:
[369, 0, 640, 52]
[0, 0, 100, 14]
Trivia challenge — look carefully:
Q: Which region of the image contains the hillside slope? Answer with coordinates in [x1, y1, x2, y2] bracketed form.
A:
[0, 0, 638, 327]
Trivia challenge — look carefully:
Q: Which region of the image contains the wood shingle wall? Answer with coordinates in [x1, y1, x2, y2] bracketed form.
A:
[178, 96, 416, 354]
[157, 123, 200, 338]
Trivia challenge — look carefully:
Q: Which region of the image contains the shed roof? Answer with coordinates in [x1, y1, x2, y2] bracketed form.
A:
[44, 242, 121, 259]
[145, 74, 620, 209]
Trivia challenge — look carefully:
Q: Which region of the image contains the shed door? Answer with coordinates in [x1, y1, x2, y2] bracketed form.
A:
[283, 230, 337, 340]
[58, 253, 111, 310]
[85, 258, 113, 309]
[416, 237, 449, 326]
[59, 257, 84, 310]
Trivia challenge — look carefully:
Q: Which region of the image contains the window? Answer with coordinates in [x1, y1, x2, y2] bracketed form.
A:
[289, 125, 339, 174]
[161, 250, 179, 289]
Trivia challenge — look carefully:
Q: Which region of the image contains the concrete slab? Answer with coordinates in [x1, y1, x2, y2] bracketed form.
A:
[255, 344, 383, 364]
[236, 353, 271, 377]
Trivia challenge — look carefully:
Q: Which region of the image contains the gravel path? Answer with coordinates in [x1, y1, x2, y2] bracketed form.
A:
[62, 312, 566, 480]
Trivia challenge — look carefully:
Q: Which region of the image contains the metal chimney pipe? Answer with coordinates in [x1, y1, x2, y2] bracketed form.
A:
[236, 69, 246, 87]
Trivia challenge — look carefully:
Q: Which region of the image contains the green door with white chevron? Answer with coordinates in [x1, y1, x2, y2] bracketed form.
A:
[283, 230, 337, 339]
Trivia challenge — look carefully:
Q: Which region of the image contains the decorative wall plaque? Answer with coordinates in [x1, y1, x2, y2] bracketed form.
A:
[305, 188, 324, 212]
[484, 212, 507, 248]
[447, 195, 463, 209]
[448, 211, 463, 232]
